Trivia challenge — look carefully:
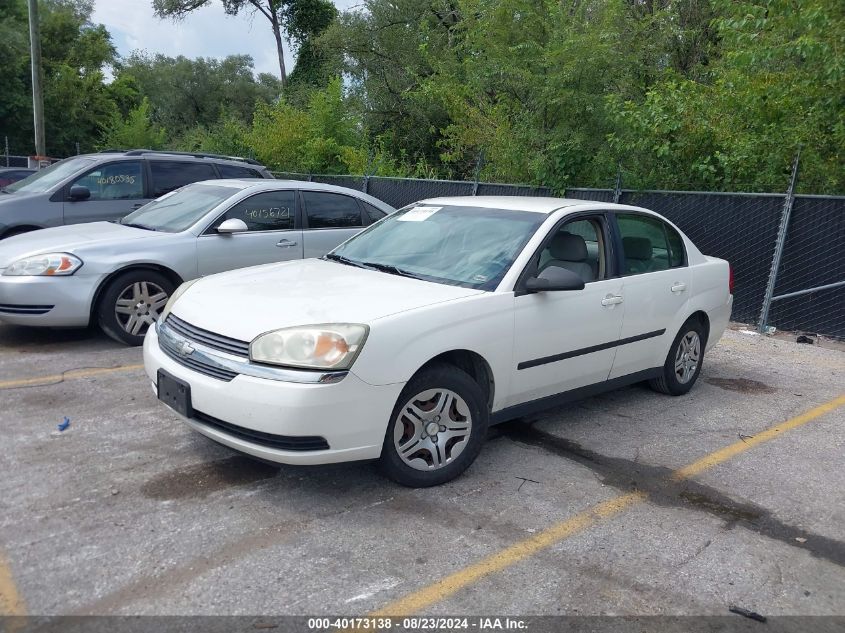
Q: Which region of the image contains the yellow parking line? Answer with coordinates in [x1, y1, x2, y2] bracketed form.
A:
[0, 551, 26, 615]
[673, 393, 845, 480]
[0, 364, 144, 390]
[372, 393, 845, 616]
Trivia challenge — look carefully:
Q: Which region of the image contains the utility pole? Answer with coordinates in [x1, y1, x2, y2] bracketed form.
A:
[28, 0, 46, 158]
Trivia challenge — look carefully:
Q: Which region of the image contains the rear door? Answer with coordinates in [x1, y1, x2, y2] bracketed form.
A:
[196, 189, 303, 275]
[62, 160, 147, 224]
[300, 190, 368, 257]
[509, 214, 625, 406]
[608, 212, 692, 379]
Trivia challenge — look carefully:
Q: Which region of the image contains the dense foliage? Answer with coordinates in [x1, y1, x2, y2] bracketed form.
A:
[1, 0, 842, 193]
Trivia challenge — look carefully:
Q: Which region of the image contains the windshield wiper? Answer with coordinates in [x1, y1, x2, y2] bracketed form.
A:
[121, 222, 158, 231]
[358, 261, 425, 280]
[324, 253, 369, 269]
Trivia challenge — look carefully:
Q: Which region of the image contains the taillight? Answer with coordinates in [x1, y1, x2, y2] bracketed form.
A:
[728, 264, 734, 294]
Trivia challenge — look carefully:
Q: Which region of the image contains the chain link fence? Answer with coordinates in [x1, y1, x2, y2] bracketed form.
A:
[273, 168, 845, 341]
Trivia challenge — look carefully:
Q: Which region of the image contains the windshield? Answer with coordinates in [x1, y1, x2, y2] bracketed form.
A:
[4, 157, 95, 193]
[329, 204, 545, 290]
[120, 183, 237, 233]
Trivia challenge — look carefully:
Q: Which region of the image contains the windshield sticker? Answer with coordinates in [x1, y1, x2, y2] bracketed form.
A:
[398, 206, 441, 222]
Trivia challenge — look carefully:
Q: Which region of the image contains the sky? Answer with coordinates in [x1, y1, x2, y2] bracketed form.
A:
[91, 0, 361, 78]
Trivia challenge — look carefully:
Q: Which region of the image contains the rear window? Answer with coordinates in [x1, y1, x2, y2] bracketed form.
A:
[150, 161, 217, 196]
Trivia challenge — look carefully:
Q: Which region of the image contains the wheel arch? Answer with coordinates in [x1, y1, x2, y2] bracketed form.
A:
[414, 349, 495, 412]
[90, 264, 184, 321]
[686, 310, 711, 347]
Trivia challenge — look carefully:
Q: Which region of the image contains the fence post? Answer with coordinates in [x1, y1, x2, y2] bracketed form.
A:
[613, 162, 622, 204]
[758, 150, 801, 333]
[471, 150, 485, 196]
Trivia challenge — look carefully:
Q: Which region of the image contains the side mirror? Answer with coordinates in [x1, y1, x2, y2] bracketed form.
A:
[217, 218, 249, 234]
[524, 266, 586, 292]
[68, 185, 90, 201]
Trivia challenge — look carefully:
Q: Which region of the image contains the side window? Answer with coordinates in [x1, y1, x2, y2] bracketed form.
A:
[217, 190, 295, 232]
[617, 214, 671, 275]
[217, 164, 262, 179]
[70, 161, 144, 200]
[362, 201, 386, 224]
[150, 161, 217, 197]
[665, 223, 686, 267]
[538, 217, 605, 283]
[302, 191, 364, 229]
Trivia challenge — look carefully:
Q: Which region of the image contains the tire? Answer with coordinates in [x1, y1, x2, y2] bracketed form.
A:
[97, 270, 174, 346]
[379, 363, 489, 487]
[649, 318, 706, 396]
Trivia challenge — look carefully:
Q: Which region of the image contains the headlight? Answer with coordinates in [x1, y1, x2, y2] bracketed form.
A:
[3, 253, 83, 276]
[250, 324, 369, 370]
[160, 278, 200, 322]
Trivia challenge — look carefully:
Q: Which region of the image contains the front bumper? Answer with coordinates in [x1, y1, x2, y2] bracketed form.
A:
[0, 272, 102, 326]
[144, 325, 405, 465]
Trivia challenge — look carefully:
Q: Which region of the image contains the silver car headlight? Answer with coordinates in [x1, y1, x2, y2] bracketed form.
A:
[3, 253, 83, 276]
[159, 278, 200, 323]
[250, 324, 369, 370]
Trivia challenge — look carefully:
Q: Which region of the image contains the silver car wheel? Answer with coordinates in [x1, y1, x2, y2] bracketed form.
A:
[113, 281, 169, 337]
[393, 388, 473, 471]
[674, 331, 701, 384]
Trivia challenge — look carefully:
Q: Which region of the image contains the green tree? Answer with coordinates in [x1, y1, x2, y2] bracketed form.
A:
[0, 0, 117, 156]
[608, 0, 845, 193]
[152, 0, 337, 85]
[99, 97, 167, 150]
[113, 53, 281, 140]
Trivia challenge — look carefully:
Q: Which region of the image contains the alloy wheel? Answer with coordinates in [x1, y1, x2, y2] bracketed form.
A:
[114, 281, 169, 337]
[674, 331, 701, 384]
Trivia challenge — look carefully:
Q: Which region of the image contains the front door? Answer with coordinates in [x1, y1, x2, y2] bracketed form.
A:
[509, 215, 625, 407]
[197, 189, 303, 275]
[63, 160, 148, 224]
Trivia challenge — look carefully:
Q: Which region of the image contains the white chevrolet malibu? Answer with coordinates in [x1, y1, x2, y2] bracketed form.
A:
[144, 197, 733, 486]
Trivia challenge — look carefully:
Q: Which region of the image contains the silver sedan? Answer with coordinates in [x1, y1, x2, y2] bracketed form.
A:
[0, 179, 394, 345]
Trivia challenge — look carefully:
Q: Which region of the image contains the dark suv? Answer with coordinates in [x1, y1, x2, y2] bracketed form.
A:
[0, 150, 273, 239]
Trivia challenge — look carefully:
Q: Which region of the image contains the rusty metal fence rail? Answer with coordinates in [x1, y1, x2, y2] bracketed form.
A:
[274, 170, 845, 341]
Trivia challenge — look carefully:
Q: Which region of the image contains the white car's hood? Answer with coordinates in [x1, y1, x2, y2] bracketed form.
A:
[0, 222, 157, 268]
[172, 258, 484, 341]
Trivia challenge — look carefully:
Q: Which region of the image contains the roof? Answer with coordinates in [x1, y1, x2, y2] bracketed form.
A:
[418, 196, 604, 214]
[192, 178, 396, 211]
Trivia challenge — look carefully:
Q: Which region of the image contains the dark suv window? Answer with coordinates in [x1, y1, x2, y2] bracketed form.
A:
[302, 191, 363, 229]
[217, 190, 296, 232]
[150, 161, 217, 197]
[217, 164, 263, 179]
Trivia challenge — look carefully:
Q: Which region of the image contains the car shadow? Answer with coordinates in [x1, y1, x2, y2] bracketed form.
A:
[0, 323, 126, 352]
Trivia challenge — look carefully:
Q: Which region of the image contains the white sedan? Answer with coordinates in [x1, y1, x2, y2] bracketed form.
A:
[144, 196, 733, 487]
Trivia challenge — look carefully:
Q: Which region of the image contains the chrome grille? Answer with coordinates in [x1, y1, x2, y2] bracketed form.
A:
[158, 321, 239, 381]
[166, 314, 250, 357]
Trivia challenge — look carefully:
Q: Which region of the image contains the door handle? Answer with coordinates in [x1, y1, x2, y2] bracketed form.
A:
[671, 282, 687, 293]
[276, 239, 298, 248]
[131, 203, 144, 210]
[601, 295, 624, 306]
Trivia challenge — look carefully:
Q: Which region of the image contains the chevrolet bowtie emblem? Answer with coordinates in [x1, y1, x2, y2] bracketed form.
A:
[176, 340, 195, 357]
